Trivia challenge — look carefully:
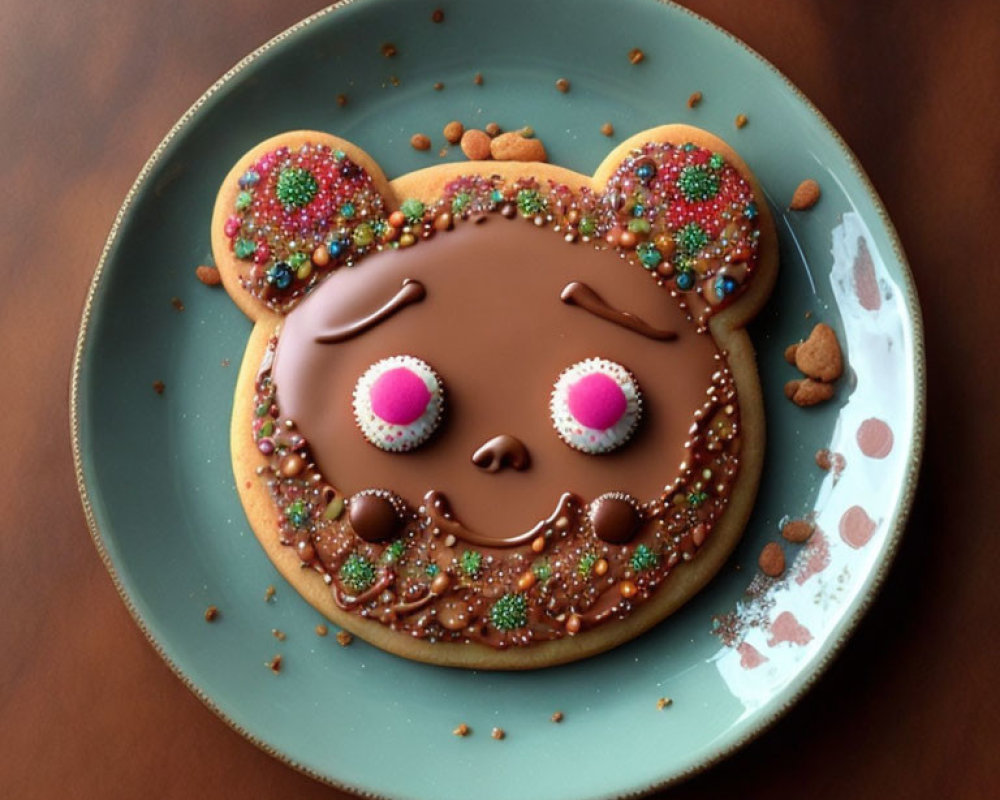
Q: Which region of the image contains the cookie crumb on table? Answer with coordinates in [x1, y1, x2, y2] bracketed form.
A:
[484, 122, 502, 137]
[152, 380, 165, 395]
[555, 77, 570, 93]
[266, 654, 282, 674]
[204, 605, 219, 622]
[656, 697, 673, 710]
[336, 93, 348, 107]
[443, 120, 464, 144]
[687, 91, 703, 109]
[784, 323, 843, 407]
[336, 630, 353, 646]
[473, 72, 483, 85]
[315, 623, 328, 637]
[735, 113, 748, 129]
[431, 8, 444, 23]
[170, 296, 184, 311]
[433, 81, 444, 91]
[410, 133, 431, 151]
[272, 628, 286, 641]
[600, 122, 614, 137]
[628, 47, 645, 64]
[265, 584, 276, 602]
[453, 723, 470, 737]
[460, 129, 492, 160]
[491, 727, 505, 740]
[380, 42, 397, 58]
[550, 711, 564, 723]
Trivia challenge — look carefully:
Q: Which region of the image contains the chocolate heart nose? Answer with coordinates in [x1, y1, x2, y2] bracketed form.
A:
[472, 435, 530, 473]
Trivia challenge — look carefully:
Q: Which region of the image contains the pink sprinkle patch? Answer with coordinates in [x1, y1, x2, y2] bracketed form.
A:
[567, 373, 626, 431]
[794, 528, 830, 586]
[857, 418, 893, 459]
[738, 642, 768, 669]
[369, 368, 430, 425]
[853, 237, 882, 311]
[767, 611, 813, 647]
[840, 505, 877, 549]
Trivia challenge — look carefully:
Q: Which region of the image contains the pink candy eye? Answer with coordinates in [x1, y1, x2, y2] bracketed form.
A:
[550, 358, 642, 454]
[353, 356, 444, 452]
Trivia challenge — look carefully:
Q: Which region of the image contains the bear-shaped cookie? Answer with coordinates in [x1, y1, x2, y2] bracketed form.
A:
[212, 125, 777, 669]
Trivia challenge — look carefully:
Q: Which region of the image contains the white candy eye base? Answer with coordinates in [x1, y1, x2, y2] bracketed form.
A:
[353, 356, 444, 452]
[550, 358, 642, 454]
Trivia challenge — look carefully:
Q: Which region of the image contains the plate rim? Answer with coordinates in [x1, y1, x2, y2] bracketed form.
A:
[69, 1, 926, 797]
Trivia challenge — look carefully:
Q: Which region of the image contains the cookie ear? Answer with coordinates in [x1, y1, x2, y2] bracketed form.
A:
[592, 124, 778, 329]
[211, 131, 396, 321]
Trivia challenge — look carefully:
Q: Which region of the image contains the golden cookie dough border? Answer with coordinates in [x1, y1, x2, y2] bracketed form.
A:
[215, 124, 778, 670]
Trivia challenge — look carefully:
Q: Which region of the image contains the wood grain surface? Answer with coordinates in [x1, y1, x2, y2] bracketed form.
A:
[1, 1, 997, 798]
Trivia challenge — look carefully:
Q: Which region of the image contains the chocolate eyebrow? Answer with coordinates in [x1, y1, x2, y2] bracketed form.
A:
[560, 281, 677, 341]
[314, 278, 426, 343]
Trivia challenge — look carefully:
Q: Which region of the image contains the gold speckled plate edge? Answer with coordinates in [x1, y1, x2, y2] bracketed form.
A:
[68, 1, 926, 797]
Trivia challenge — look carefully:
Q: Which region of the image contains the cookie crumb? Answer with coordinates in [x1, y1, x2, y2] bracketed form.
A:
[785, 378, 835, 407]
[781, 519, 815, 543]
[484, 122, 502, 137]
[555, 77, 570, 93]
[221, 358, 230, 367]
[628, 47, 645, 64]
[791, 323, 843, 382]
[433, 81, 444, 91]
[336, 630, 353, 646]
[815, 449, 846, 476]
[735, 113, 748, 129]
[431, 8, 444, 23]
[204, 605, 219, 622]
[473, 72, 484, 86]
[600, 122, 615, 137]
[272, 628, 286, 641]
[380, 42, 397, 58]
[315, 623, 328, 637]
[491, 132, 546, 162]
[656, 697, 673, 710]
[453, 723, 470, 736]
[265, 584, 276, 602]
[195, 265, 221, 286]
[789, 178, 821, 211]
[266, 654, 283, 674]
[152, 380, 165, 395]
[443, 120, 464, 144]
[410, 133, 432, 151]
[491, 727, 505, 740]
[336, 93, 348, 107]
[170, 296, 185, 312]
[550, 711, 564, 723]
[758, 542, 786, 577]
[687, 91, 703, 109]
[389, 75, 400, 87]
[460, 129, 492, 160]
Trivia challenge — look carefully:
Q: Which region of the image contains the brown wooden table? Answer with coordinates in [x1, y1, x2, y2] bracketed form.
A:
[2, 1, 997, 797]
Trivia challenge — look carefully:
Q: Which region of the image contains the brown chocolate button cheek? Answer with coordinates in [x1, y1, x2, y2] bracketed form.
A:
[589, 493, 642, 544]
[347, 491, 402, 541]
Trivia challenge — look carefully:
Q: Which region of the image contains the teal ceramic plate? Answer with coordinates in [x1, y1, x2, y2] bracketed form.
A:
[72, 1, 924, 797]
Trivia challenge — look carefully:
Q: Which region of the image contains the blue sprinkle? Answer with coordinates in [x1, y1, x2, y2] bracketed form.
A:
[676, 271, 695, 291]
[238, 170, 260, 189]
[744, 201, 758, 219]
[266, 262, 293, 290]
[632, 204, 645, 217]
[340, 203, 356, 219]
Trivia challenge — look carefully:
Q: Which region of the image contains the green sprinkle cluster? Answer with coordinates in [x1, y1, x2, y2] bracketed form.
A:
[687, 491, 709, 508]
[516, 188, 547, 216]
[577, 552, 598, 578]
[708, 153, 725, 171]
[677, 165, 720, 203]
[460, 549, 482, 577]
[426, 563, 440, 577]
[490, 593, 528, 631]
[400, 198, 425, 223]
[285, 499, 309, 528]
[234, 238, 255, 259]
[636, 242, 662, 269]
[677, 222, 709, 255]
[339, 553, 377, 594]
[630, 544, 659, 572]
[275, 167, 318, 208]
[532, 561, 553, 582]
[382, 539, 406, 564]
[451, 191, 472, 214]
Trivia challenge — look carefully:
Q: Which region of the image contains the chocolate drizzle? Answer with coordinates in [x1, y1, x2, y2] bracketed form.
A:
[314, 278, 425, 343]
[560, 281, 677, 341]
[423, 489, 577, 547]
